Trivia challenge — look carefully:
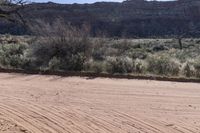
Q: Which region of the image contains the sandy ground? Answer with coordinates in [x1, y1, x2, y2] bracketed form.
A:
[0, 73, 200, 133]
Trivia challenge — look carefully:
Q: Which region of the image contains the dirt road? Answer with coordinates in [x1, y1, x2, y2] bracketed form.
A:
[0, 73, 200, 133]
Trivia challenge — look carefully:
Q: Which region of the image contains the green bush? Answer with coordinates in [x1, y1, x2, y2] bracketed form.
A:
[181, 62, 194, 77]
[84, 60, 105, 73]
[0, 43, 30, 69]
[111, 40, 133, 53]
[127, 49, 148, 59]
[106, 56, 134, 74]
[48, 57, 61, 71]
[134, 59, 147, 74]
[147, 55, 180, 76]
[194, 61, 200, 78]
[92, 39, 108, 61]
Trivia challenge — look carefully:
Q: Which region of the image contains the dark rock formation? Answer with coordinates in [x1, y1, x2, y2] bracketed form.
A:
[1, 0, 200, 37]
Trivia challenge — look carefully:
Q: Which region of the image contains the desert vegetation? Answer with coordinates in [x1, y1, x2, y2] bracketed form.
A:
[1, 0, 200, 79]
[1, 27, 200, 79]
[1, 0, 200, 80]
[1, 1, 200, 133]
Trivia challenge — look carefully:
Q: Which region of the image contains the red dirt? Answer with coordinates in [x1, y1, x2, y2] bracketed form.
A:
[0, 73, 200, 133]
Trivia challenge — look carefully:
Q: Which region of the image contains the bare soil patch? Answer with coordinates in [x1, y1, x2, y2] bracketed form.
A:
[0, 73, 200, 133]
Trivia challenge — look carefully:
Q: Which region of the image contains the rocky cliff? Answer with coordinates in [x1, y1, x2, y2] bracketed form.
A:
[1, 0, 200, 37]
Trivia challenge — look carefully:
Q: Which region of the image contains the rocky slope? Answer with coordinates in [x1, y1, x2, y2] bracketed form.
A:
[1, 0, 200, 37]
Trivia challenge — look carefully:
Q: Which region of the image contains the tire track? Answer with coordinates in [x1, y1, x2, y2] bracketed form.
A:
[0, 73, 200, 133]
[0, 97, 166, 133]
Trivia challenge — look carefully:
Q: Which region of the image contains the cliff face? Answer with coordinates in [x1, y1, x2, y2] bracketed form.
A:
[1, 0, 200, 37]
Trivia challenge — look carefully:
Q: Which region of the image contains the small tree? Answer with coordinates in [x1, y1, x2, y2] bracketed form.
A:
[30, 19, 93, 71]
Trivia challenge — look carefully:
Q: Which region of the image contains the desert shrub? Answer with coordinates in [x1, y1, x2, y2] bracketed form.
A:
[48, 57, 61, 71]
[127, 49, 148, 59]
[134, 59, 147, 74]
[32, 40, 89, 71]
[106, 56, 134, 74]
[30, 19, 92, 71]
[176, 50, 192, 62]
[0, 43, 30, 69]
[0, 34, 20, 44]
[92, 48, 105, 61]
[104, 47, 119, 57]
[111, 40, 133, 54]
[152, 45, 169, 52]
[84, 60, 105, 73]
[147, 55, 180, 76]
[193, 61, 200, 78]
[92, 39, 108, 61]
[181, 62, 195, 77]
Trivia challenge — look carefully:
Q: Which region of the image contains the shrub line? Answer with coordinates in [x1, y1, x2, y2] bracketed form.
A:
[0, 68, 200, 83]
